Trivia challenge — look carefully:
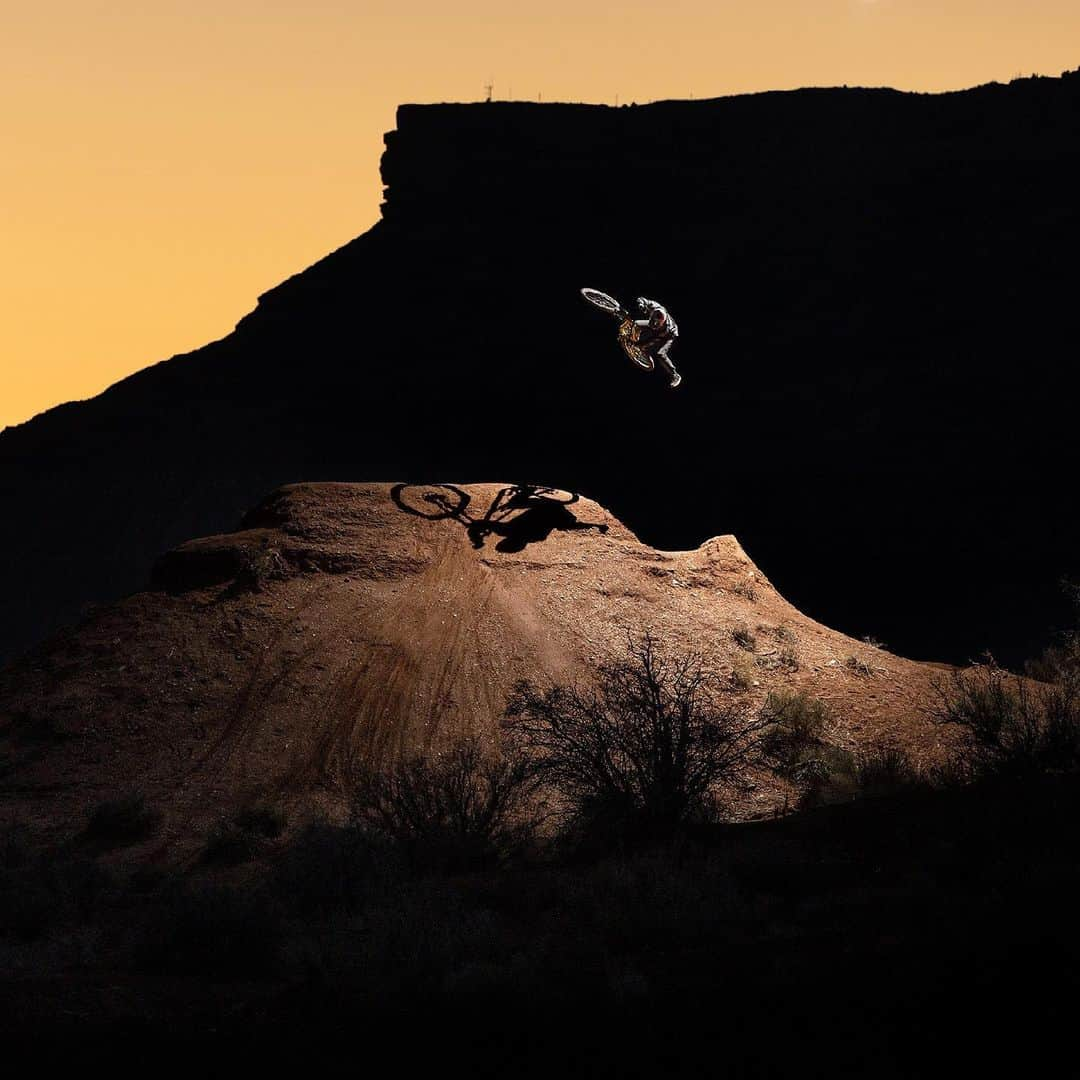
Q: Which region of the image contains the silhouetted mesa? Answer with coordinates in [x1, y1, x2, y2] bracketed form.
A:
[1, 73, 1079, 667]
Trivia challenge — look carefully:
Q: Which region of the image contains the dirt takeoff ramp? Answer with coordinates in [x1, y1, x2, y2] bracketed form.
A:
[0, 482, 953, 846]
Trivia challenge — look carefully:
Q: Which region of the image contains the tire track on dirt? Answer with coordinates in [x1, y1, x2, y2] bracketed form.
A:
[282, 540, 508, 789]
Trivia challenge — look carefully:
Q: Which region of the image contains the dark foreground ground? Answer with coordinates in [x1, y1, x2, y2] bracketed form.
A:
[2, 777, 1077, 1074]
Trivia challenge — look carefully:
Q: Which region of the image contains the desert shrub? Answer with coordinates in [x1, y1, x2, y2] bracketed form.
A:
[774, 625, 798, 645]
[759, 691, 857, 807]
[506, 633, 771, 842]
[731, 580, 758, 602]
[855, 746, 925, 798]
[229, 543, 288, 595]
[137, 884, 282, 976]
[80, 793, 162, 853]
[285, 888, 526, 995]
[201, 821, 259, 867]
[356, 892, 518, 995]
[201, 802, 288, 867]
[732, 625, 756, 652]
[760, 690, 828, 772]
[922, 755, 978, 790]
[0, 855, 117, 940]
[560, 854, 743, 953]
[754, 647, 799, 673]
[234, 801, 288, 840]
[846, 656, 875, 678]
[792, 744, 858, 809]
[271, 823, 404, 916]
[932, 658, 1080, 780]
[351, 738, 538, 873]
[731, 652, 757, 690]
[127, 863, 170, 895]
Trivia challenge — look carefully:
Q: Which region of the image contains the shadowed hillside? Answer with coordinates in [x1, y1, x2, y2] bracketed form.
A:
[2, 74, 1079, 667]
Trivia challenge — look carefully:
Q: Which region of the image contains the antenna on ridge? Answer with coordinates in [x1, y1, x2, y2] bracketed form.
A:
[484, 80, 494, 103]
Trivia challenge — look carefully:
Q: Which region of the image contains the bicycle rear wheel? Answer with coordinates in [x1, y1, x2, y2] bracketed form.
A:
[496, 484, 578, 507]
[618, 320, 654, 370]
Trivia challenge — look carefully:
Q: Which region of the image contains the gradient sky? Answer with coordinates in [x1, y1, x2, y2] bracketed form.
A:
[3, 1, 1078, 430]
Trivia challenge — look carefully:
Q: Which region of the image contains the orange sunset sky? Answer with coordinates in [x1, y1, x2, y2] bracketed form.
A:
[2, 1, 1078, 431]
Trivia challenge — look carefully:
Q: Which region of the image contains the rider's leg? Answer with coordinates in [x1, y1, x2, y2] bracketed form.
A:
[655, 340, 681, 387]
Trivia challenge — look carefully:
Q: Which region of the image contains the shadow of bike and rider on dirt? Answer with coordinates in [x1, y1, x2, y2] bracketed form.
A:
[390, 483, 608, 554]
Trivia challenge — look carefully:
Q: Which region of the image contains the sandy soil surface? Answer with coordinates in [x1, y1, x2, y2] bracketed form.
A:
[0, 482, 957, 851]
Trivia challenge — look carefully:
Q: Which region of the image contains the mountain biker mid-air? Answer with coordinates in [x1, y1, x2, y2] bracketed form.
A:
[633, 297, 681, 388]
[579, 287, 683, 388]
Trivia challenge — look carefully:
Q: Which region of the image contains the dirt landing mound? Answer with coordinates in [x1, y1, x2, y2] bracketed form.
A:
[0, 482, 953, 847]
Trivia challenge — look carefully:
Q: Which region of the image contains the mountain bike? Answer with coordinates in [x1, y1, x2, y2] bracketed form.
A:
[580, 287, 654, 371]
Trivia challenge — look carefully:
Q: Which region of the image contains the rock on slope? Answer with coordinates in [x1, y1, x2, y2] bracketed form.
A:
[0, 483, 953, 848]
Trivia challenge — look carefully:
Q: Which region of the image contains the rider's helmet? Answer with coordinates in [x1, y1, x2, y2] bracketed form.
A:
[635, 296, 649, 313]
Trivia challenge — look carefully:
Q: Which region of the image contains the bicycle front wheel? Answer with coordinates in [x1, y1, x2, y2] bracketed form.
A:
[580, 288, 622, 316]
[390, 483, 470, 520]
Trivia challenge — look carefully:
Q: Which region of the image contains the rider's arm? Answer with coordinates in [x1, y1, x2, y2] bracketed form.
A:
[635, 310, 665, 336]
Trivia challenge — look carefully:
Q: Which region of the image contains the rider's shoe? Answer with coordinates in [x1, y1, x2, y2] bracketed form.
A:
[669, 372, 682, 389]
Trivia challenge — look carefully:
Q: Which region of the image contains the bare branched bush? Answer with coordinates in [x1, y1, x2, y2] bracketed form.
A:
[932, 657, 1080, 780]
[351, 738, 538, 872]
[505, 633, 771, 840]
[1024, 631, 1080, 685]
